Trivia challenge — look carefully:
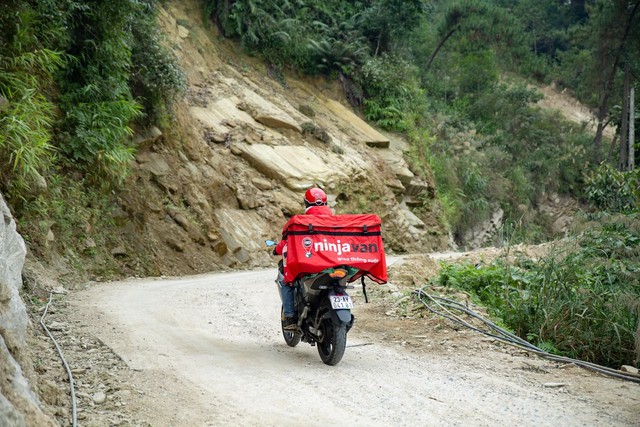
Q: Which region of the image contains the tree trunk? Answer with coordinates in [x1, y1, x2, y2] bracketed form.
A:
[594, 107, 607, 164]
[424, 26, 459, 73]
[620, 64, 630, 171]
[592, 0, 640, 164]
[630, 86, 635, 170]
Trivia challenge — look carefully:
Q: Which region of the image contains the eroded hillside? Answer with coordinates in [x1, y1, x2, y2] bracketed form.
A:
[98, 0, 449, 278]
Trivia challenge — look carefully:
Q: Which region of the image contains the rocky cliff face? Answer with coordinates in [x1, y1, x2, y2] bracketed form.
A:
[106, 1, 448, 278]
[0, 194, 56, 426]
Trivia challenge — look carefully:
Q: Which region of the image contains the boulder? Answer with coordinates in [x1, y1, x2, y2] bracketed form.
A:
[0, 194, 28, 349]
[0, 193, 56, 426]
[234, 143, 349, 191]
[215, 208, 270, 264]
[136, 152, 171, 177]
[190, 97, 257, 136]
[322, 99, 389, 148]
[251, 177, 273, 191]
[239, 87, 302, 133]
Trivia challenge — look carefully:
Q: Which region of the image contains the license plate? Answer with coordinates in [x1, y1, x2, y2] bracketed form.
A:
[330, 294, 353, 309]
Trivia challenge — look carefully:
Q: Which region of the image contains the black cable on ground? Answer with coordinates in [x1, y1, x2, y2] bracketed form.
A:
[413, 287, 640, 384]
[40, 292, 78, 427]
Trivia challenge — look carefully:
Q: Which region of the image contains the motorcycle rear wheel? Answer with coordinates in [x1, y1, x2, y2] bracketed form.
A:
[317, 319, 347, 365]
[281, 306, 300, 347]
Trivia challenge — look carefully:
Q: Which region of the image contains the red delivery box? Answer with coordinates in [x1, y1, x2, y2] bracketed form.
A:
[281, 214, 387, 284]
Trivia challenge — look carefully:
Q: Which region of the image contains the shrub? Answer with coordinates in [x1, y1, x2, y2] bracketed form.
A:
[61, 100, 142, 184]
[0, 7, 64, 191]
[356, 54, 424, 131]
[585, 164, 640, 213]
[131, 7, 186, 124]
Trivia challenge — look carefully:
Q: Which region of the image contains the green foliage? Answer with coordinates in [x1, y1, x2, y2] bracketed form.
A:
[131, 4, 187, 123]
[18, 173, 125, 278]
[357, 54, 423, 131]
[1, 0, 185, 196]
[437, 213, 640, 367]
[0, 6, 64, 191]
[57, 1, 140, 181]
[55, 0, 183, 182]
[62, 100, 142, 183]
[585, 164, 640, 213]
[206, 0, 427, 123]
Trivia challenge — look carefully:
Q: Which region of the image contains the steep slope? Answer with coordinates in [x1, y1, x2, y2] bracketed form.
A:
[106, 0, 448, 278]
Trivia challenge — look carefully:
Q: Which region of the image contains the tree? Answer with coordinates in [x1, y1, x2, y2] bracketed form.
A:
[423, 0, 525, 74]
[587, 0, 640, 163]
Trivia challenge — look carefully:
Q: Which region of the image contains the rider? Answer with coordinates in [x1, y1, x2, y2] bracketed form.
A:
[274, 187, 333, 330]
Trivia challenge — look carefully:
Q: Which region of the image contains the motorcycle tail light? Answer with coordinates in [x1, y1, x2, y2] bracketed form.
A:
[329, 269, 347, 278]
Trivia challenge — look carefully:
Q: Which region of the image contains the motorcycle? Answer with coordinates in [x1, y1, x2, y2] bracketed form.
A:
[266, 240, 357, 366]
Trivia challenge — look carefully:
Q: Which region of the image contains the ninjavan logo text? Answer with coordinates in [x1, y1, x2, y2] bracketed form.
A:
[312, 238, 379, 256]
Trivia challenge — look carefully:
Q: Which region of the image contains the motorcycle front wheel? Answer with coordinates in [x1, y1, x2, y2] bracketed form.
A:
[281, 306, 300, 347]
[317, 318, 347, 365]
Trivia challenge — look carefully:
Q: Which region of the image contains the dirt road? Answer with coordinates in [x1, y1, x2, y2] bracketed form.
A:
[66, 268, 639, 426]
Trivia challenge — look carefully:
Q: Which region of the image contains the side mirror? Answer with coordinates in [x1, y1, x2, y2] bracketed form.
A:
[265, 239, 277, 247]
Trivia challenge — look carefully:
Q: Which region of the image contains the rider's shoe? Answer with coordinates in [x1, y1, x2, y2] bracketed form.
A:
[283, 316, 298, 331]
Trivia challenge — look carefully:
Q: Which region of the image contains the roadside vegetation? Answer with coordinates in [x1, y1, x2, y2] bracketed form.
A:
[0, 0, 184, 272]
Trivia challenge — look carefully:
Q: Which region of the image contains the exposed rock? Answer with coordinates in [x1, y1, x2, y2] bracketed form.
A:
[620, 365, 639, 374]
[166, 238, 185, 252]
[135, 126, 163, 148]
[405, 178, 432, 198]
[215, 208, 269, 262]
[83, 238, 97, 251]
[136, 152, 171, 177]
[462, 208, 505, 249]
[298, 104, 315, 117]
[92, 392, 107, 405]
[254, 114, 301, 132]
[301, 122, 332, 144]
[245, 129, 262, 144]
[223, 119, 238, 128]
[394, 165, 414, 187]
[111, 246, 127, 257]
[235, 143, 351, 191]
[172, 213, 191, 232]
[0, 193, 56, 426]
[236, 185, 264, 210]
[237, 84, 303, 133]
[234, 247, 251, 264]
[177, 24, 189, 38]
[322, 99, 389, 147]
[210, 239, 228, 256]
[272, 192, 301, 217]
[190, 98, 257, 137]
[251, 177, 272, 191]
[204, 129, 226, 144]
[31, 171, 48, 195]
[386, 178, 406, 196]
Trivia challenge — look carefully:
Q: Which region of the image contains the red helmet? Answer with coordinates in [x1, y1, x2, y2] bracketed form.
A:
[304, 187, 327, 207]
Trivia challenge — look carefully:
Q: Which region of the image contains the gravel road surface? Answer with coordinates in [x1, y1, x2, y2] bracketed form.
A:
[67, 268, 639, 426]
